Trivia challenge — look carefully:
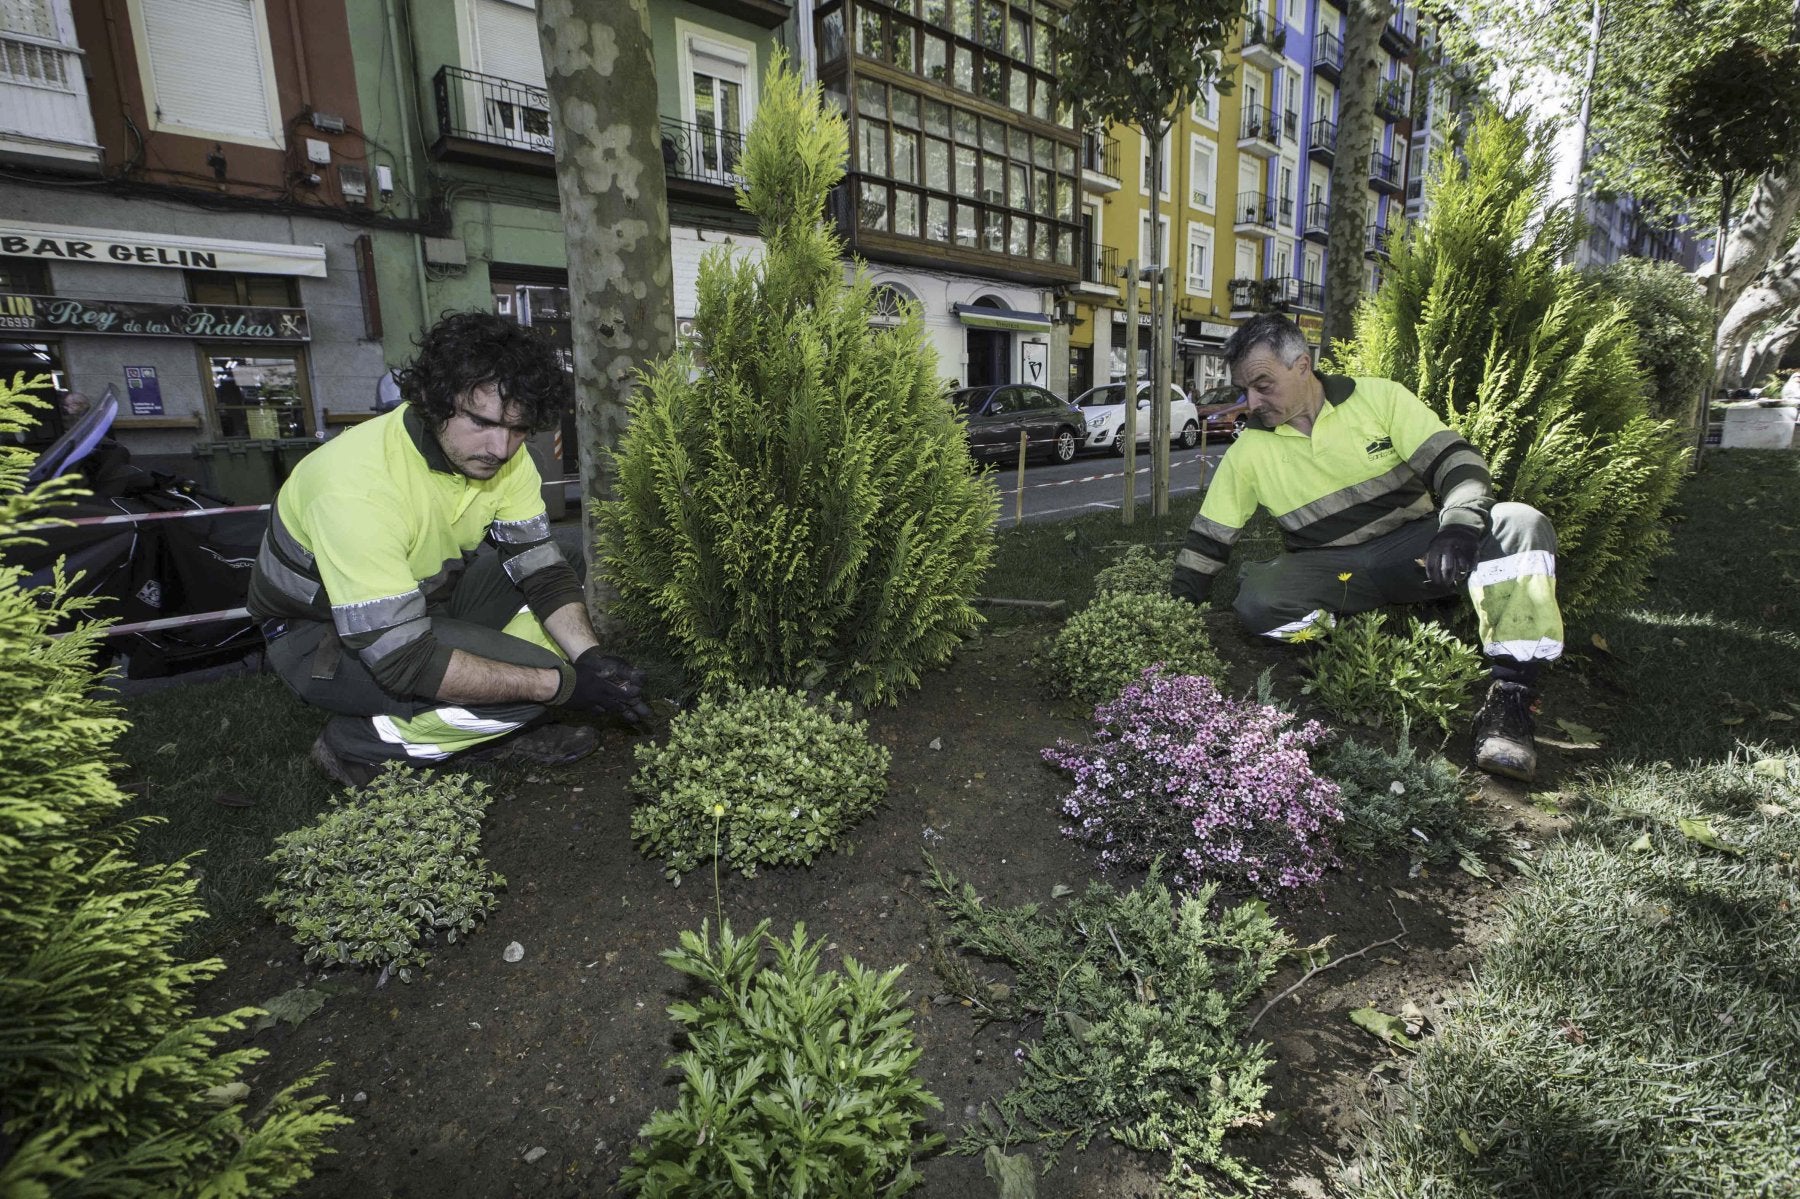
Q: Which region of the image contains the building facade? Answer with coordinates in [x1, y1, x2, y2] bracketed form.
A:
[0, 0, 387, 468]
[1064, 0, 1418, 404]
[812, 0, 1083, 398]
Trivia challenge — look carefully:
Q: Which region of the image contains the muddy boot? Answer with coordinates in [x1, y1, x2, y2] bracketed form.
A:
[310, 731, 381, 789]
[458, 722, 599, 768]
[1472, 680, 1538, 782]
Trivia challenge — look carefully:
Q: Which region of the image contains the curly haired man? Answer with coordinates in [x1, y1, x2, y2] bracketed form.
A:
[249, 311, 650, 786]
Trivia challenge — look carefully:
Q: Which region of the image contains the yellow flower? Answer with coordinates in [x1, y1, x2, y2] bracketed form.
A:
[1337, 571, 1353, 582]
[712, 803, 726, 817]
[1287, 625, 1323, 644]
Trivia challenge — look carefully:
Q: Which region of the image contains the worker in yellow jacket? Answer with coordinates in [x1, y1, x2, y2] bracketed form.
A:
[249, 312, 649, 787]
[1172, 314, 1562, 781]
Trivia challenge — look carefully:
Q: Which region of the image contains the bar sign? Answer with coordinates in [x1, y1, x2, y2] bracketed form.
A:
[124, 365, 163, 416]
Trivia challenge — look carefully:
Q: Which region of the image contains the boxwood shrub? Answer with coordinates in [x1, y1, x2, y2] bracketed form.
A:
[1045, 590, 1226, 707]
[630, 685, 890, 879]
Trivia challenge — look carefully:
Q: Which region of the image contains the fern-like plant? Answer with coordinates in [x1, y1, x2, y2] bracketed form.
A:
[1301, 612, 1485, 734]
[1337, 109, 1685, 620]
[0, 372, 347, 1194]
[597, 54, 996, 706]
[621, 919, 942, 1196]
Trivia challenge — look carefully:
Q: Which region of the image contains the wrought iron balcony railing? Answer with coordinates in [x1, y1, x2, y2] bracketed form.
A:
[1080, 131, 1121, 178]
[1234, 190, 1277, 228]
[434, 65, 553, 155]
[661, 113, 745, 188]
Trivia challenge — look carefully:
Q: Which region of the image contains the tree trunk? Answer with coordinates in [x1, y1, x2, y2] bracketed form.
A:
[1698, 162, 1800, 317]
[1715, 229, 1800, 382]
[1321, 0, 1393, 350]
[537, 0, 676, 631]
[1733, 301, 1800, 386]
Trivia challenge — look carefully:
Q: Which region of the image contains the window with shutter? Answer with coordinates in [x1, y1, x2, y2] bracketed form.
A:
[129, 0, 282, 148]
[473, 0, 544, 88]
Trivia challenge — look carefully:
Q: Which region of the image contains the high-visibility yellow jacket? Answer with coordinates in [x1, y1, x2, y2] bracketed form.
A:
[1173, 373, 1492, 602]
[247, 404, 581, 696]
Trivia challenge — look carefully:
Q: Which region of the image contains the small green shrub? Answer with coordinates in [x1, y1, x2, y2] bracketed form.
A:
[1, 371, 346, 1193]
[597, 58, 995, 707]
[263, 768, 503, 982]
[923, 859, 1291, 1197]
[1302, 612, 1485, 734]
[1320, 724, 1491, 868]
[1045, 590, 1226, 707]
[1092, 544, 1175, 598]
[630, 685, 889, 879]
[622, 919, 942, 1196]
[1589, 257, 1714, 424]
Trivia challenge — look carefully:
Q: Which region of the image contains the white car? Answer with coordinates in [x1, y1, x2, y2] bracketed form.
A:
[1074, 382, 1201, 453]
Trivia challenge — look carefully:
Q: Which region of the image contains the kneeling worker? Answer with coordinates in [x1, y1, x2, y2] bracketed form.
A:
[1171, 314, 1562, 781]
[249, 311, 650, 786]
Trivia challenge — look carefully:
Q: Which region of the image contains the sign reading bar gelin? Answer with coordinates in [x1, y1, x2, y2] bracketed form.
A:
[0, 293, 310, 342]
[0, 221, 327, 278]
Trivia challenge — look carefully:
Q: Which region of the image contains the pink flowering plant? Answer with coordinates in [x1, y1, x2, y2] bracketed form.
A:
[1044, 668, 1344, 896]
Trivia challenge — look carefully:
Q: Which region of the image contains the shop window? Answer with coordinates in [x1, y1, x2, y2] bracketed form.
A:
[202, 349, 313, 439]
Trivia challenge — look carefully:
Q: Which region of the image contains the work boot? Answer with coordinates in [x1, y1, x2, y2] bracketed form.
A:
[1471, 680, 1538, 782]
[310, 731, 381, 789]
[458, 723, 599, 769]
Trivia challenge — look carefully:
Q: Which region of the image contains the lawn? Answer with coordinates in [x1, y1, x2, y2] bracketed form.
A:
[104, 451, 1799, 1197]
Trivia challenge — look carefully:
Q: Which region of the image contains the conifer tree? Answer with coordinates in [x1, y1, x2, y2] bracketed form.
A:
[597, 56, 997, 706]
[1338, 110, 1685, 621]
[0, 374, 346, 1195]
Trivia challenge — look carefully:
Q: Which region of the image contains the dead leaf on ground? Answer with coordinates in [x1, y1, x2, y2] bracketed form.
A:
[1349, 1007, 1418, 1051]
[1558, 1019, 1587, 1045]
[1678, 816, 1743, 855]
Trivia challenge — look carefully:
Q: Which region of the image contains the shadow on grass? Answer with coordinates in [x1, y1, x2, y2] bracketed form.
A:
[1586, 451, 1800, 765]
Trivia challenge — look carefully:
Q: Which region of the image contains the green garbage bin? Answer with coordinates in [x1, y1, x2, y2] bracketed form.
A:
[192, 439, 280, 505]
[273, 436, 323, 484]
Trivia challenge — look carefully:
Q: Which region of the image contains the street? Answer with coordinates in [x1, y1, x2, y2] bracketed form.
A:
[989, 442, 1230, 526]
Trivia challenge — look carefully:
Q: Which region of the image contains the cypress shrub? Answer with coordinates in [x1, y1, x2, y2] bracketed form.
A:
[597, 55, 997, 707]
[0, 373, 347, 1194]
[1588, 257, 1714, 424]
[1338, 110, 1685, 620]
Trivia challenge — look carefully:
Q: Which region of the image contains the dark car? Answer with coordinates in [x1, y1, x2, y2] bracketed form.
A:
[1194, 385, 1251, 439]
[952, 383, 1088, 464]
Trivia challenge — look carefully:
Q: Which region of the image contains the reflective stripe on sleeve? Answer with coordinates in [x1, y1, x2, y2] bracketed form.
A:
[490, 513, 551, 544]
[502, 542, 562, 583]
[332, 589, 426, 636]
[1175, 547, 1226, 576]
[361, 616, 432, 664]
[255, 540, 320, 606]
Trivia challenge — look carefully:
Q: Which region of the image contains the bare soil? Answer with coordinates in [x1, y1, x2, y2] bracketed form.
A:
[202, 612, 1586, 1198]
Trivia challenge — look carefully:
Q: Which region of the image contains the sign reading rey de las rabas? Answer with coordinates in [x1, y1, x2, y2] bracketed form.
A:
[0, 221, 328, 277]
[0, 293, 310, 342]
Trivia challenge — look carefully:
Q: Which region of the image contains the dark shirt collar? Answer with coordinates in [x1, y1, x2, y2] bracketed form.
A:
[1318, 372, 1355, 407]
[402, 402, 458, 475]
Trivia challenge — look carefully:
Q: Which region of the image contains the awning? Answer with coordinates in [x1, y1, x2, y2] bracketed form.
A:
[952, 302, 1052, 332]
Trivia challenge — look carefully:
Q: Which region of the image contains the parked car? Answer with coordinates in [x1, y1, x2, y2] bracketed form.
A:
[1194, 385, 1251, 439]
[1074, 382, 1201, 453]
[951, 383, 1089, 464]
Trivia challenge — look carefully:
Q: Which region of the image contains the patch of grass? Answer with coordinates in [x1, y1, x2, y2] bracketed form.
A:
[1586, 451, 1800, 764]
[114, 672, 549, 954]
[1345, 752, 1800, 1197]
[115, 674, 334, 954]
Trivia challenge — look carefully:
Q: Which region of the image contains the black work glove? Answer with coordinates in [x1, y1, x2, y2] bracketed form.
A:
[565, 648, 653, 728]
[1424, 524, 1482, 589]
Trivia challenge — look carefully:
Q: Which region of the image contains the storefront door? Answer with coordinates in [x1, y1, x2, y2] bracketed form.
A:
[198, 347, 314, 439]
